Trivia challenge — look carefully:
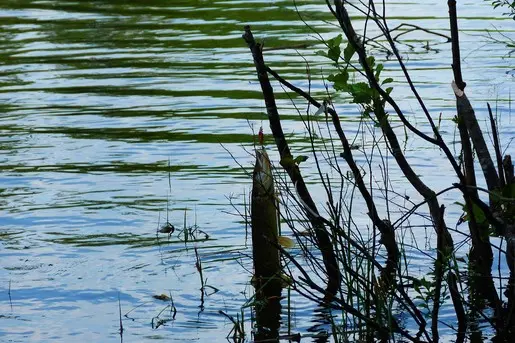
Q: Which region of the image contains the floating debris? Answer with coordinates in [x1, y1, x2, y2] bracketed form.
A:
[158, 222, 175, 235]
[153, 294, 170, 301]
[278, 236, 294, 248]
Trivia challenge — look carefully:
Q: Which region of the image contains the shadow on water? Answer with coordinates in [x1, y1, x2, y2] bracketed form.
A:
[253, 281, 282, 342]
[307, 307, 332, 343]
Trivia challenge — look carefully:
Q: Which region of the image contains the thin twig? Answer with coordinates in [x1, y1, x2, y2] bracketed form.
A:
[118, 293, 124, 342]
[8, 280, 13, 311]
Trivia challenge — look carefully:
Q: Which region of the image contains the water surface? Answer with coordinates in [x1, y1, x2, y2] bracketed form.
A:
[0, 0, 513, 342]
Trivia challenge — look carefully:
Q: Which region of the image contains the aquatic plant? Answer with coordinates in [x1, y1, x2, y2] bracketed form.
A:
[242, 0, 514, 341]
[489, 0, 515, 19]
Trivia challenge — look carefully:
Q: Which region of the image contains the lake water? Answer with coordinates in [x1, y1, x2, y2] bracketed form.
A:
[0, 0, 513, 342]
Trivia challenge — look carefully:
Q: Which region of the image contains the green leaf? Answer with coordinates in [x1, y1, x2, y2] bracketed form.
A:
[315, 50, 328, 58]
[375, 63, 384, 79]
[366, 56, 375, 69]
[328, 70, 349, 91]
[343, 43, 355, 62]
[349, 82, 373, 104]
[328, 46, 341, 62]
[382, 77, 394, 85]
[327, 34, 343, 49]
[385, 86, 393, 95]
[470, 203, 487, 225]
[419, 277, 432, 289]
[319, 35, 343, 62]
[293, 155, 308, 164]
[455, 201, 487, 226]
